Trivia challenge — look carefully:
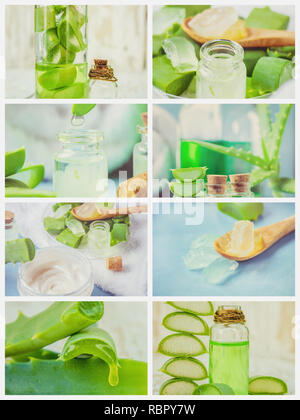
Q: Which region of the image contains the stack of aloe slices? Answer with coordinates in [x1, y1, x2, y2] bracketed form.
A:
[43, 203, 130, 250]
[5, 147, 55, 197]
[158, 301, 213, 395]
[153, 6, 294, 98]
[169, 167, 207, 197]
[5, 302, 147, 395]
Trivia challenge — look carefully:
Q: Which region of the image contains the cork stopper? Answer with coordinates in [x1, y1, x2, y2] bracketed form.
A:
[89, 59, 118, 82]
[214, 307, 246, 325]
[106, 256, 123, 272]
[207, 175, 228, 195]
[5, 210, 14, 228]
[230, 173, 251, 193]
[141, 112, 148, 127]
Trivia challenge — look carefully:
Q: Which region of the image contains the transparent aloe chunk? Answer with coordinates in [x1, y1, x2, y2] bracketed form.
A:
[153, 7, 185, 35]
[183, 234, 219, 270]
[202, 257, 239, 285]
[162, 37, 198, 73]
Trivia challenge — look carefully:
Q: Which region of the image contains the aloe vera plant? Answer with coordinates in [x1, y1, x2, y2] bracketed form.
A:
[5, 147, 55, 197]
[195, 104, 294, 197]
[6, 357, 147, 395]
[6, 302, 104, 357]
[61, 327, 119, 386]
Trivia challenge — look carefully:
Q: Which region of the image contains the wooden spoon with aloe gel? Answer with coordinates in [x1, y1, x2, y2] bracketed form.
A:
[182, 18, 295, 48]
[215, 215, 295, 262]
[72, 203, 147, 221]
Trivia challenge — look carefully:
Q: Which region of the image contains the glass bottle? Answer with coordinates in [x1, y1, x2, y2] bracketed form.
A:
[89, 59, 118, 99]
[53, 129, 108, 197]
[5, 211, 19, 241]
[197, 40, 246, 99]
[209, 305, 249, 395]
[133, 113, 148, 176]
[35, 5, 89, 99]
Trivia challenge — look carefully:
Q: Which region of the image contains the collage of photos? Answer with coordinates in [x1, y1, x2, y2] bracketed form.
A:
[2, 2, 298, 402]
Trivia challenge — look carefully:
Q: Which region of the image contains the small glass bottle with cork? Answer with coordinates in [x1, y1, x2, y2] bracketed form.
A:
[133, 112, 148, 177]
[5, 210, 19, 241]
[89, 59, 118, 99]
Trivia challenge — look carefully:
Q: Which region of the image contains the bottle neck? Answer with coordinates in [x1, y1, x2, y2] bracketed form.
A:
[200, 39, 244, 72]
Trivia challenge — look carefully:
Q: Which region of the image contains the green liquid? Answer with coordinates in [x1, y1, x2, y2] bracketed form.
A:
[35, 63, 89, 99]
[180, 139, 252, 175]
[209, 340, 249, 395]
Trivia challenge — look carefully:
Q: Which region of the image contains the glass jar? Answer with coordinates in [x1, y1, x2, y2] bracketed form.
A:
[229, 173, 253, 197]
[133, 125, 148, 176]
[89, 79, 118, 99]
[87, 221, 111, 257]
[197, 40, 246, 99]
[35, 5, 89, 99]
[18, 247, 93, 296]
[209, 305, 249, 395]
[53, 129, 108, 197]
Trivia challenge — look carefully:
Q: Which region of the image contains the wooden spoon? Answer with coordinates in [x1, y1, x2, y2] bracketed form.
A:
[182, 17, 295, 48]
[72, 204, 148, 222]
[214, 215, 295, 262]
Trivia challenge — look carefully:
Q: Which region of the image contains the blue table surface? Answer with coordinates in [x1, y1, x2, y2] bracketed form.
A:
[153, 203, 295, 297]
[6, 263, 113, 297]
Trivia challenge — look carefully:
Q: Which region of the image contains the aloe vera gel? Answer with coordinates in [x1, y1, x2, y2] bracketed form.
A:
[53, 129, 108, 197]
[209, 306, 249, 395]
[35, 5, 88, 99]
[197, 40, 246, 99]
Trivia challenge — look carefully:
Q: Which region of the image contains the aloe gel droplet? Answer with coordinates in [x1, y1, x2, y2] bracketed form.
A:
[209, 305, 249, 395]
[71, 114, 85, 127]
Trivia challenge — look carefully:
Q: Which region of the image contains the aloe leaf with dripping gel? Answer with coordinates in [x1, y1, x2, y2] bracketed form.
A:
[5, 147, 26, 177]
[60, 327, 119, 386]
[162, 312, 209, 335]
[167, 301, 214, 316]
[193, 383, 235, 395]
[217, 203, 264, 221]
[160, 378, 198, 395]
[5, 302, 104, 358]
[72, 104, 96, 116]
[6, 357, 147, 395]
[160, 357, 208, 380]
[248, 376, 288, 395]
[158, 333, 207, 357]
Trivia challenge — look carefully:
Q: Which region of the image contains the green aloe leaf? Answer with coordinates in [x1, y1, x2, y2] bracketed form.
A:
[167, 301, 214, 316]
[5, 302, 104, 357]
[5, 147, 26, 177]
[5, 187, 56, 198]
[162, 311, 209, 335]
[60, 328, 119, 386]
[5, 238, 36, 264]
[6, 357, 147, 395]
[194, 141, 269, 170]
[72, 104, 96, 116]
[250, 168, 277, 187]
[158, 333, 207, 357]
[159, 378, 198, 395]
[273, 177, 295, 194]
[160, 357, 208, 380]
[248, 376, 288, 395]
[193, 383, 235, 395]
[7, 165, 45, 189]
[217, 203, 264, 221]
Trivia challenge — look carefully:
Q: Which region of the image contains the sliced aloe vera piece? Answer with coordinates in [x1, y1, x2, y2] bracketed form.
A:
[72, 104, 96, 116]
[43, 216, 66, 235]
[43, 28, 60, 54]
[153, 55, 195, 96]
[6, 358, 147, 395]
[35, 6, 56, 32]
[167, 301, 214, 316]
[53, 204, 72, 218]
[162, 37, 198, 73]
[161, 357, 208, 380]
[5, 179, 29, 189]
[193, 383, 235, 395]
[252, 57, 294, 93]
[153, 7, 185, 35]
[56, 228, 82, 248]
[7, 165, 45, 189]
[61, 328, 119, 386]
[46, 44, 76, 65]
[244, 49, 267, 77]
[5, 239, 35, 264]
[38, 65, 77, 90]
[158, 333, 207, 357]
[169, 180, 203, 197]
[245, 7, 289, 30]
[160, 378, 197, 395]
[171, 167, 207, 182]
[48, 82, 89, 99]
[57, 16, 86, 53]
[66, 219, 85, 237]
[163, 312, 209, 335]
[248, 376, 288, 395]
[5, 147, 26, 177]
[5, 187, 56, 198]
[217, 203, 264, 221]
[5, 302, 104, 357]
[110, 223, 128, 246]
